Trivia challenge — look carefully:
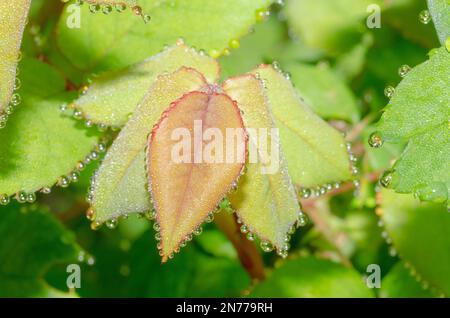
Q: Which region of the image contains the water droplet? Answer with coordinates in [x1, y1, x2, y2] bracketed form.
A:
[90, 150, 99, 160]
[384, 86, 395, 99]
[398, 64, 411, 78]
[16, 191, 27, 203]
[240, 224, 249, 234]
[77, 251, 85, 262]
[209, 49, 220, 59]
[106, 218, 118, 229]
[115, 3, 127, 12]
[246, 232, 255, 241]
[299, 187, 311, 199]
[70, 171, 80, 183]
[0, 194, 10, 205]
[297, 213, 308, 227]
[89, 4, 101, 13]
[142, 14, 151, 23]
[58, 176, 70, 188]
[368, 131, 384, 148]
[26, 193, 36, 203]
[145, 209, 156, 220]
[193, 227, 203, 236]
[14, 78, 21, 90]
[10, 93, 21, 106]
[97, 143, 106, 153]
[76, 161, 85, 171]
[73, 109, 83, 119]
[380, 170, 394, 188]
[87, 256, 95, 266]
[59, 103, 68, 113]
[229, 39, 240, 49]
[85, 120, 93, 128]
[205, 212, 214, 223]
[86, 207, 96, 221]
[132, 5, 142, 16]
[102, 4, 113, 14]
[153, 222, 160, 231]
[260, 240, 273, 252]
[418, 10, 431, 24]
[155, 232, 161, 240]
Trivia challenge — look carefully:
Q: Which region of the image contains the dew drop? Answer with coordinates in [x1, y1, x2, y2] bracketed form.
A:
[0, 194, 10, 205]
[297, 213, 309, 227]
[145, 209, 156, 220]
[86, 207, 96, 221]
[115, 3, 127, 12]
[205, 212, 214, 223]
[58, 176, 70, 188]
[414, 182, 448, 203]
[229, 39, 240, 49]
[153, 222, 160, 231]
[11, 93, 21, 106]
[14, 78, 21, 90]
[16, 191, 27, 203]
[89, 4, 101, 13]
[132, 5, 142, 16]
[102, 4, 113, 14]
[97, 143, 107, 153]
[260, 240, 273, 252]
[90, 150, 99, 160]
[380, 170, 394, 188]
[384, 86, 395, 99]
[193, 226, 203, 236]
[73, 109, 83, 119]
[106, 218, 118, 229]
[155, 232, 161, 240]
[246, 232, 255, 241]
[398, 64, 411, 78]
[142, 14, 151, 23]
[87, 256, 95, 266]
[76, 161, 85, 171]
[26, 193, 36, 203]
[240, 224, 249, 234]
[418, 10, 431, 24]
[368, 131, 383, 148]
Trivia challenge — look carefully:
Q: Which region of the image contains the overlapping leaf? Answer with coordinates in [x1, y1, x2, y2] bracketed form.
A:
[90, 67, 208, 224]
[253, 65, 352, 187]
[378, 189, 450, 296]
[0, 0, 31, 116]
[0, 59, 99, 196]
[148, 90, 246, 260]
[428, 0, 450, 45]
[376, 47, 450, 204]
[0, 204, 81, 297]
[223, 74, 300, 252]
[57, 0, 273, 73]
[73, 42, 220, 127]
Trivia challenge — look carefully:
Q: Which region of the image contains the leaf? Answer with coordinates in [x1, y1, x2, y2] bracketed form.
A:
[0, 59, 99, 198]
[57, 0, 273, 73]
[379, 262, 434, 298]
[375, 47, 450, 204]
[378, 189, 450, 296]
[253, 65, 352, 188]
[148, 90, 247, 261]
[428, 0, 450, 45]
[90, 67, 208, 224]
[0, 204, 81, 297]
[0, 0, 31, 119]
[287, 63, 360, 122]
[284, 0, 378, 56]
[223, 74, 300, 253]
[250, 256, 374, 297]
[72, 42, 220, 127]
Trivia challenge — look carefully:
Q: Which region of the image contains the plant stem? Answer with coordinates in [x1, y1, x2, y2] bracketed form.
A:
[215, 212, 266, 281]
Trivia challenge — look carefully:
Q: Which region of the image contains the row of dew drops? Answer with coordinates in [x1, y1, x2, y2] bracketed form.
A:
[61, 0, 151, 23]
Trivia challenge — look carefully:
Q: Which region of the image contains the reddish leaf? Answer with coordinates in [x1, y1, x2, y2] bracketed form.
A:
[147, 89, 247, 261]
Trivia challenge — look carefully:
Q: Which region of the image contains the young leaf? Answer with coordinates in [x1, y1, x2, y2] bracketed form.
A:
[148, 91, 247, 261]
[0, 0, 31, 119]
[0, 59, 99, 197]
[72, 42, 220, 127]
[286, 63, 360, 122]
[375, 47, 450, 204]
[57, 0, 273, 73]
[90, 67, 208, 224]
[427, 0, 450, 45]
[223, 74, 300, 254]
[0, 204, 81, 297]
[253, 65, 352, 188]
[250, 256, 374, 297]
[378, 189, 450, 296]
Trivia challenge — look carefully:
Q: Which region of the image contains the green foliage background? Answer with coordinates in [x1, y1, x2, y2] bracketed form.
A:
[0, 0, 449, 298]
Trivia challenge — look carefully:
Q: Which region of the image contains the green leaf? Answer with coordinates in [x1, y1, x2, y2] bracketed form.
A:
[287, 63, 360, 122]
[379, 189, 450, 296]
[379, 262, 434, 298]
[72, 42, 220, 127]
[0, 204, 81, 297]
[57, 0, 273, 73]
[376, 47, 450, 204]
[223, 74, 301, 254]
[90, 67, 208, 224]
[0, 58, 99, 198]
[253, 65, 352, 187]
[250, 256, 374, 297]
[0, 0, 31, 119]
[428, 0, 450, 45]
[284, 0, 378, 56]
